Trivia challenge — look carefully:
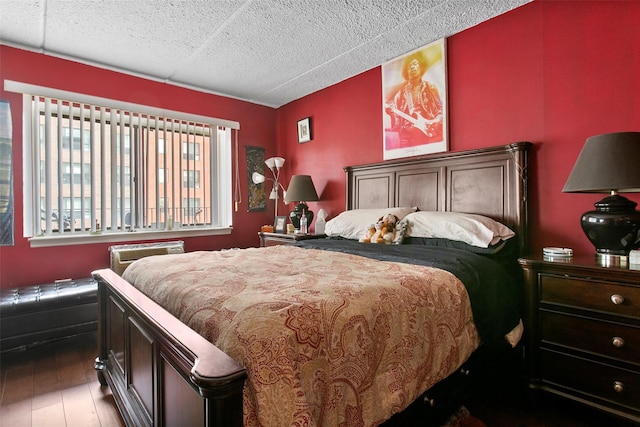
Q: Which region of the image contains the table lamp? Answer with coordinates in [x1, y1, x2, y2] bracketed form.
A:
[563, 131, 640, 264]
[284, 175, 319, 231]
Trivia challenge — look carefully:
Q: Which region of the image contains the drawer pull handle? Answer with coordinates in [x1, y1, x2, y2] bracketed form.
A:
[423, 396, 436, 407]
[613, 381, 624, 393]
[610, 294, 625, 305]
[612, 337, 625, 348]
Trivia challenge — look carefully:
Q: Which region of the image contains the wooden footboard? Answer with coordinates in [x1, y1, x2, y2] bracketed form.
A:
[92, 269, 247, 427]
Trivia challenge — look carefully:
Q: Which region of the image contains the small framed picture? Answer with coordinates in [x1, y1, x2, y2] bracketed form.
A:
[297, 117, 312, 143]
[274, 216, 287, 233]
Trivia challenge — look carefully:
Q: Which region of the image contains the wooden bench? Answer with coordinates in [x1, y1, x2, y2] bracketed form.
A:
[0, 278, 98, 352]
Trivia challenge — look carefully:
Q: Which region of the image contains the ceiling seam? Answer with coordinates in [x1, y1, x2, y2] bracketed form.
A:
[41, 0, 49, 50]
[256, 0, 448, 100]
[163, 0, 255, 84]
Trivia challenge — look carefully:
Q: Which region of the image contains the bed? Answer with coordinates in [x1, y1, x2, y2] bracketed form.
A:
[92, 142, 531, 427]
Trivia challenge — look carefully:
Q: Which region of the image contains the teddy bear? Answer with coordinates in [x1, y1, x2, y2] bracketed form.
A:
[361, 223, 377, 243]
[360, 213, 399, 244]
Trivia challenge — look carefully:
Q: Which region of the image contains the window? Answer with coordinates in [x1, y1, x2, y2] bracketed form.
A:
[62, 162, 91, 185]
[182, 141, 200, 160]
[116, 166, 131, 186]
[11, 81, 239, 246]
[63, 197, 92, 220]
[183, 198, 201, 222]
[183, 170, 200, 188]
[62, 127, 90, 151]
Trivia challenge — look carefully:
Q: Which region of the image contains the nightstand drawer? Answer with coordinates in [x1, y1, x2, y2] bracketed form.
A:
[540, 274, 640, 319]
[263, 239, 290, 247]
[542, 350, 640, 410]
[541, 311, 640, 365]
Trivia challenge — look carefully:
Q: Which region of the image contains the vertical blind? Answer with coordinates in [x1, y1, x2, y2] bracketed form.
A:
[31, 95, 228, 236]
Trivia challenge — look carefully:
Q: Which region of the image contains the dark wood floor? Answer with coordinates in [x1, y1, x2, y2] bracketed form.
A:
[0, 333, 635, 427]
[0, 333, 124, 427]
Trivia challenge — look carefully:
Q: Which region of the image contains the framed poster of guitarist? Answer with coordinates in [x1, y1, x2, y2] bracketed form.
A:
[382, 38, 447, 160]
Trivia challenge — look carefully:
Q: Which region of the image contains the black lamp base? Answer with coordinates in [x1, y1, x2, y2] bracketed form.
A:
[580, 194, 640, 262]
[289, 203, 314, 231]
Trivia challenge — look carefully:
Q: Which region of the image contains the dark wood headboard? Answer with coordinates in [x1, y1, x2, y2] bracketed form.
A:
[344, 142, 532, 255]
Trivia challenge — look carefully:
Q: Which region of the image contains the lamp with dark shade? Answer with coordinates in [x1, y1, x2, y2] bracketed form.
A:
[284, 175, 319, 231]
[563, 131, 640, 264]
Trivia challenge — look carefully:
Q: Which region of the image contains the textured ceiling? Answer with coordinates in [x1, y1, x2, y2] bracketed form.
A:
[0, 0, 530, 108]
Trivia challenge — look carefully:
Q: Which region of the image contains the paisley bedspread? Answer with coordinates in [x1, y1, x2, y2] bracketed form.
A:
[123, 245, 480, 427]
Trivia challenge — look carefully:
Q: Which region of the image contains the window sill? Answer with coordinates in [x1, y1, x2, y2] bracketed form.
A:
[28, 227, 233, 248]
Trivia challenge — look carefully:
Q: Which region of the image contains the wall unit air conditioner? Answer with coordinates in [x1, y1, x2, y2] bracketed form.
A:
[109, 241, 184, 276]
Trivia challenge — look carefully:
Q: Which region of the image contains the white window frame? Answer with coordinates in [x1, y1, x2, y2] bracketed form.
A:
[6, 80, 239, 247]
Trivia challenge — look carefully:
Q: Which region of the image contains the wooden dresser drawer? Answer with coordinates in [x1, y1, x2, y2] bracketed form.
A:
[542, 349, 640, 410]
[541, 311, 640, 365]
[540, 274, 640, 319]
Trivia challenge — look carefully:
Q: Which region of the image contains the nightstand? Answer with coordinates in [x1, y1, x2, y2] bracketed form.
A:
[258, 232, 326, 247]
[519, 256, 640, 423]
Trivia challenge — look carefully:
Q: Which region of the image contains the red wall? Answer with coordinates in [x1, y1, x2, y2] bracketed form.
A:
[2, 0, 639, 288]
[0, 47, 277, 288]
[277, 0, 640, 257]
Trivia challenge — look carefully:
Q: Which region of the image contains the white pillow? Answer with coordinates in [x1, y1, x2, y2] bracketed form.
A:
[404, 211, 515, 247]
[324, 207, 417, 240]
